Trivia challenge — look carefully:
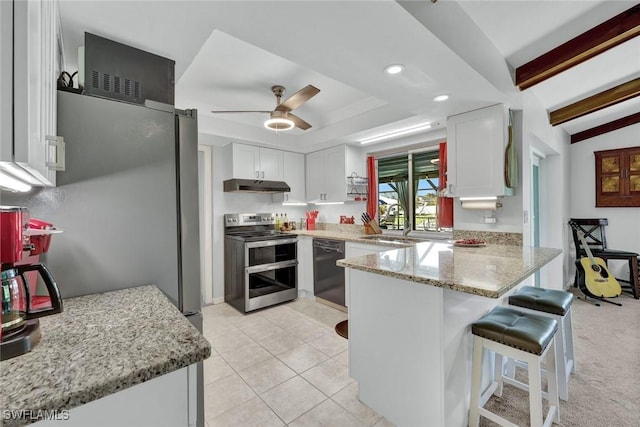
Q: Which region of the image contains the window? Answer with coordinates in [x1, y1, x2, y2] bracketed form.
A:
[377, 149, 452, 233]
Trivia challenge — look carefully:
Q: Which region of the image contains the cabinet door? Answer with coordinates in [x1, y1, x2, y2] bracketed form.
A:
[232, 144, 260, 179]
[323, 146, 346, 201]
[273, 151, 305, 203]
[12, 0, 59, 186]
[595, 146, 640, 207]
[306, 150, 325, 201]
[447, 104, 510, 197]
[259, 147, 284, 181]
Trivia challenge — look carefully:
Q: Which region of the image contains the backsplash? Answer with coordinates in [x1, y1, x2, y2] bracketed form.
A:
[316, 223, 365, 235]
[453, 230, 523, 246]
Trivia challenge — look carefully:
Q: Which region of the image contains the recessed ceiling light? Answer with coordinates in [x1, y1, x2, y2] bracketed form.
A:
[384, 64, 405, 75]
[433, 95, 449, 102]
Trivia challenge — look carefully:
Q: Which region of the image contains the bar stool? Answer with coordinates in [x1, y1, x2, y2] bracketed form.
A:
[508, 286, 575, 401]
[469, 306, 560, 427]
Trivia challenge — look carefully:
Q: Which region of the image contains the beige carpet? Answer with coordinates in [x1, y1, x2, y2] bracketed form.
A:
[480, 288, 640, 427]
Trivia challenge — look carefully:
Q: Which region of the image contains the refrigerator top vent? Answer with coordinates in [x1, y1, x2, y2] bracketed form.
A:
[81, 32, 174, 105]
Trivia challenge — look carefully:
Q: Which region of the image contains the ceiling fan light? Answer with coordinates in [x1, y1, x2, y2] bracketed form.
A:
[264, 117, 295, 131]
[384, 64, 405, 75]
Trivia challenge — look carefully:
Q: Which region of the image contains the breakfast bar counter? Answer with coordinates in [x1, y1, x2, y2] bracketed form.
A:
[0, 285, 211, 427]
[337, 241, 562, 297]
[338, 241, 562, 427]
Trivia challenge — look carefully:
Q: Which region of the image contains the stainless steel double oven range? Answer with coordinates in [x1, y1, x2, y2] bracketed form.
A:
[224, 213, 298, 313]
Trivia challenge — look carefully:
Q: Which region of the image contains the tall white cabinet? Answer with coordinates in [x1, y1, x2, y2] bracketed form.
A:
[1, 0, 64, 187]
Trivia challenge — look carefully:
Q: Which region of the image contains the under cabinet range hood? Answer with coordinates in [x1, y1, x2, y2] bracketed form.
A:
[223, 179, 290, 193]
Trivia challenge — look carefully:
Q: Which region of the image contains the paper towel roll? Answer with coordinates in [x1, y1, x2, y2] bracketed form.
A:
[460, 200, 501, 210]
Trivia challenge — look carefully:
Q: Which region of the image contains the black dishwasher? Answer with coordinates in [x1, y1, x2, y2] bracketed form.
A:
[313, 239, 346, 307]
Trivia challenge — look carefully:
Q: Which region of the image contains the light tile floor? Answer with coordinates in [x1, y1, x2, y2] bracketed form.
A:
[202, 298, 395, 427]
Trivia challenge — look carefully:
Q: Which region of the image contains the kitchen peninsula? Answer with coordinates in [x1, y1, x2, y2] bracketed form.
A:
[0, 286, 211, 427]
[337, 241, 562, 427]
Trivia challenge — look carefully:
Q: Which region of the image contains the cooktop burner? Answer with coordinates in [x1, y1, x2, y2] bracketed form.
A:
[223, 213, 295, 242]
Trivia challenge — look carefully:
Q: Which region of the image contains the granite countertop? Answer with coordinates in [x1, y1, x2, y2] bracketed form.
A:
[288, 230, 415, 247]
[337, 241, 562, 298]
[0, 285, 211, 427]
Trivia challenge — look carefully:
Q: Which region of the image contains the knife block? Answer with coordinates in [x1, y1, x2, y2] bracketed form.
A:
[364, 223, 380, 234]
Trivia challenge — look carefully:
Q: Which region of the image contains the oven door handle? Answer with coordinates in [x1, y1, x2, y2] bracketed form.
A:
[245, 238, 298, 249]
[246, 260, 297, 274]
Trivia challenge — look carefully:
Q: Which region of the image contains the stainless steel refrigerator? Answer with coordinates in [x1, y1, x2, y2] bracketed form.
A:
[5, 89, 205, 426]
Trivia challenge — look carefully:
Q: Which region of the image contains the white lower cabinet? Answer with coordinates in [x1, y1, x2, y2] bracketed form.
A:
[33, 366, 197, 427]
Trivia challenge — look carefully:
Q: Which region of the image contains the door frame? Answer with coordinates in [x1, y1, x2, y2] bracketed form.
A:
[530, 148, 545, 287]
[198, 144, 213, 305]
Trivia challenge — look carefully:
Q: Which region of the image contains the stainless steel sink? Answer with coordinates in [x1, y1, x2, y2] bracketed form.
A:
[359, 235, 426, 244]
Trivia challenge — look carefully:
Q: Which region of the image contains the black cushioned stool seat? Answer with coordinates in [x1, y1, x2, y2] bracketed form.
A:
[509, 286, 574, 316]
[471, 306, 557, 355]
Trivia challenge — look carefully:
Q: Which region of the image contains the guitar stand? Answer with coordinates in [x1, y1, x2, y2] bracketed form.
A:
[582, 295, 622, 307]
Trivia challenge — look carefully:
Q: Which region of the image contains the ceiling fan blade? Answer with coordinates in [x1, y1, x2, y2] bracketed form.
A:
[288, 113, 312, 130]
[276, 85, 320, 112]
[210, 110, 271, 113]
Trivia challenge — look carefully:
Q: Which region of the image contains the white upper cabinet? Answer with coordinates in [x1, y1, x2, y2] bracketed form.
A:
[273, 151, 306, 204]
[305, 145, 364, 203]
[230, 143, 283, 181]
[0, 1, 12, 160]
[10, 0, 64, 186]
[446, 104, 513, 197]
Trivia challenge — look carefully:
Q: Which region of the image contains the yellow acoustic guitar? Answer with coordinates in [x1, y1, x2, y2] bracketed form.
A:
[573, 228, 622, 299]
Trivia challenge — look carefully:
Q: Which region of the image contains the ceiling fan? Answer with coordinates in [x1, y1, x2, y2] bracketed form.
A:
[211, 85, 320, 131]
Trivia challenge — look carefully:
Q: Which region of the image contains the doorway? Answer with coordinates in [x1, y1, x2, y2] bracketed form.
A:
[531, 152, 541, 286]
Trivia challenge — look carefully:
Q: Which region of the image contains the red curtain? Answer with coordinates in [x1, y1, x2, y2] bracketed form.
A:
[437, 142, 454, 228]
[367, 156, 377, 218]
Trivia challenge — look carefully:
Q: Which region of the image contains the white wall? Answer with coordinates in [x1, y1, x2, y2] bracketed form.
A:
[569, 123, 640, 282]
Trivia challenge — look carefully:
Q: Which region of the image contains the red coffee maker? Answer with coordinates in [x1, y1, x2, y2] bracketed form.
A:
[1, 206, 63, 360]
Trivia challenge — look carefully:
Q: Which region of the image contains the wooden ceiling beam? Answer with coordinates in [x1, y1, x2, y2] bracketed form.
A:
[571, 112, 640, 143]
[550, 78, 640, 126]
[515, 4, 640, 90]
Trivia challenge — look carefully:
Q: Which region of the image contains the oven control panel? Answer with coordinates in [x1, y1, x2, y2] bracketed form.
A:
[224, 213, 275, 227]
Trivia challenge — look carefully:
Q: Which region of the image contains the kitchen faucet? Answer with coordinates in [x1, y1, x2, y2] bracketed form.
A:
[403, 221, 411, 237]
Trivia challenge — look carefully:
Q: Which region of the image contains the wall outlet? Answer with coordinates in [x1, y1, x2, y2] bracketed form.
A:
[483, 216, 497, 224]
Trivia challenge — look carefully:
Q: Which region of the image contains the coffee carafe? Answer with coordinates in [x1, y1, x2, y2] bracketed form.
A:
[1, 206, 63, 360]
